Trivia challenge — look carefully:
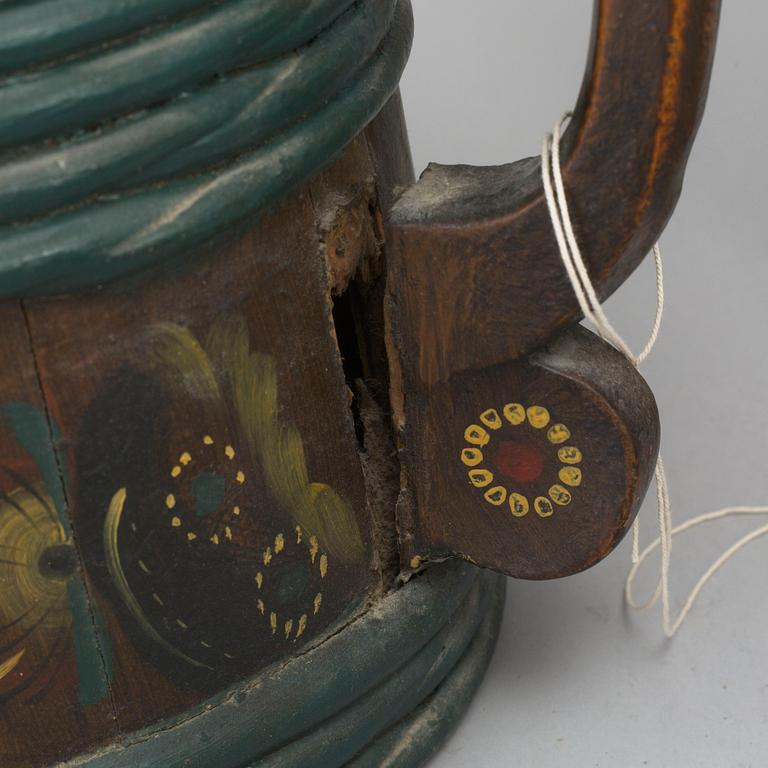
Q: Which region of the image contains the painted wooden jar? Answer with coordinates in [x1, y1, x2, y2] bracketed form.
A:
[0, 1, 719, 766]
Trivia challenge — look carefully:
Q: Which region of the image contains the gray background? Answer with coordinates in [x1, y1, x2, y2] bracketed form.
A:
[399, 2, 768, 767]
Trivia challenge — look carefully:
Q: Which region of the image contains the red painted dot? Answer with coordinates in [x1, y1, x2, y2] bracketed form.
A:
[493, 440, 545, 484]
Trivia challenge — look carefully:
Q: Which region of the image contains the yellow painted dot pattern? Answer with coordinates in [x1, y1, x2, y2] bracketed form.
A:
[252, 524, 328, 643]
[152, 433, 329, 647]
[460, 402, 584, 520]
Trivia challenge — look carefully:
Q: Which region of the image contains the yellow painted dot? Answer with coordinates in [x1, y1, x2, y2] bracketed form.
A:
[464, 424, 490, 447]
[549, 484, 572, 506]
[225, 445, 235, 460]
[187, 532, 197, 541]
[171, 465, 182, 478]
[263, 546, 272, 565]
[468, 468, 494, 488]
[225, 526, 233, 541]
[527, 405, 551, 429]
[479, 408, 502, 430]
[309, 535, 319, 563]
[176, 618, 188, 630]
[255, 572, 263, 589]
[484, 486, 507, 506]
[171, 516, 181, 528]
[270, 612, 277, 635]
[153, 592, 164, 606]
[166, 494, 176, 509]
[296, 614, 307, 639]
[296, 526, 303, 543]
[319, 553, 328, 578]
[210, 533, 220, 545]
[274, 533, 285, 553]
[257, 599, 265, 615]
[236, 470, 245, 484]
[200, 640, 212, 648]
[179, 452, 192, 466]
[233, 505, 240, 516]
[284, 619, 293, 639]
[558, 466, 582, 487]
[503, 403, 526, 425]
[558, 446, 582, 464]
[547, 424, 571, 444]
[410, 555, 422, 569]
[509, 493, 530, 517]
[313, 593, 322, 615]
[460, 447, 483, 467]
[535, 496, 554, 517]
[203, 435, 214, 445]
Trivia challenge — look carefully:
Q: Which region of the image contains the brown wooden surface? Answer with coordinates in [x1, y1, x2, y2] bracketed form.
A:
[0, 93, 410, 766]
[398, 327, 660, 578]
[386, 0, 720, 578]
[387, 0, 721, 384]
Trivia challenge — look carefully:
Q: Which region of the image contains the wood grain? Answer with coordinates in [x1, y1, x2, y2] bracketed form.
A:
[386, 0, 720, 578]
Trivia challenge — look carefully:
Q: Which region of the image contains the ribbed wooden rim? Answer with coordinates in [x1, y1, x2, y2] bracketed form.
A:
[0, 0, 412, 298]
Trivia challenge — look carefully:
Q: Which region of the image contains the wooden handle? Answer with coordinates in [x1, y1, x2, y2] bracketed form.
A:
[387, 0, 720, 389]
[387, 0, 720, 579]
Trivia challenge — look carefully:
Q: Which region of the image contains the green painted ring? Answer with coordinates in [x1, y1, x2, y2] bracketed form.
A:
[0, 0, 356, 149]
[345, 578, 504, 768]
[250, 572, 506, 768]
[0, 0, 413, 298]
[0, 0, 396, 223]
[0, 0, 212, 75]
[67, 561, 505, 768]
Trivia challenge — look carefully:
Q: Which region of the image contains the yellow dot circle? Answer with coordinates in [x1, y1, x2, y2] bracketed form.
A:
[526, 406, 550, 429]
[468, 469, 494, 488]
[558, 446, 582, 464]
[460, 447, 484, 467]
[503, 403, 526, 425]
[483, 486, 508, 506]
[558, 466, 582, 487]
[534, 496, 554, 517]
[479, 409, 502, 430]
[509, 493, 529, 517]
[548, 484, 572, 506]
[464, 424, 490, 446]
[547, 424, 571, 444]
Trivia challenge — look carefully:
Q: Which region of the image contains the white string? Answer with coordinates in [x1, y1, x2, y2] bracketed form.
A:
[541, 112, 768, 637]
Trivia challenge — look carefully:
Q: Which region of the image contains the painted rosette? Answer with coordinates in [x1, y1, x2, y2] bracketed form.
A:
[461, 403, 584, 519]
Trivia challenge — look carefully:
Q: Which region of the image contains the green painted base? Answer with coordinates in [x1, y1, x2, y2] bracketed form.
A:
[72, 561, 505, 768]
[346, 571, 506, 768]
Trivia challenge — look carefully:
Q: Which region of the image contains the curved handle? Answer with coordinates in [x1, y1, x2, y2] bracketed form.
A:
[387, 0, 720, 579]
[387, 0, 720, 391]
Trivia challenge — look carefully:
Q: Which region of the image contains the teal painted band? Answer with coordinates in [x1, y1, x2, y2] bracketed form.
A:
[0, 0, 356, 149]
[345, 575, 505, 768]
[0, 0, 413, 298]
[68, 560, 500, 768]
[0, 0, 212, 75]
[0, 0, 396, 224]
[250, 572, 506, 768]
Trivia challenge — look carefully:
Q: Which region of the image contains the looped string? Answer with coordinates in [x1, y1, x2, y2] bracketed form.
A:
[541, 112, 768, 637]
